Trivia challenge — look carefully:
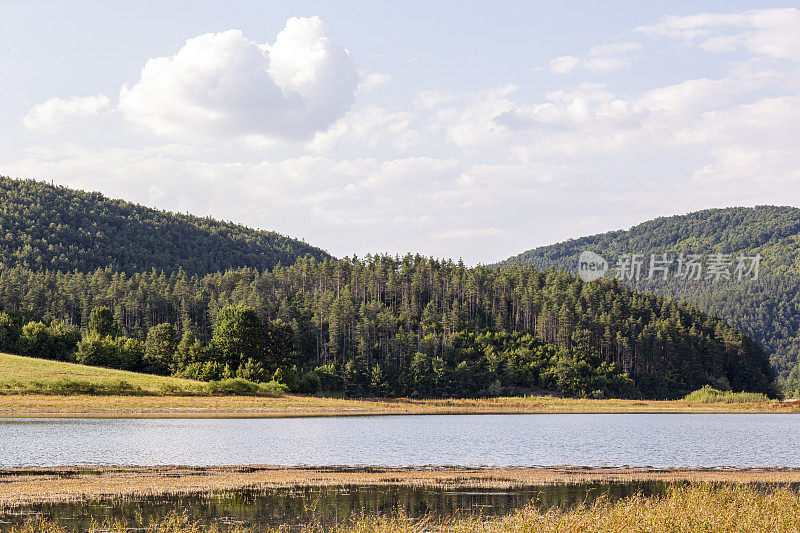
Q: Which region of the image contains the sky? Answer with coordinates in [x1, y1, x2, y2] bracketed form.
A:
[1, 1, 799, 264]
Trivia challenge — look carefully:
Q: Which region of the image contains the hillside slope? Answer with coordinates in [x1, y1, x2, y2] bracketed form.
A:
[496, 206, 800, 391]
[0, 176, 330, 275]
[0, 352, 202, 393]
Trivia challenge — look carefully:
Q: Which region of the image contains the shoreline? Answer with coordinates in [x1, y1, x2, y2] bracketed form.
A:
[2, 465, 800, 507]
[0, 393, 798, 418]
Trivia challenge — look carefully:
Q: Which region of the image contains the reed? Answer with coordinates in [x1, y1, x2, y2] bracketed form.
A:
[4, 466, 800, 509]
[10, 484, 800, 532]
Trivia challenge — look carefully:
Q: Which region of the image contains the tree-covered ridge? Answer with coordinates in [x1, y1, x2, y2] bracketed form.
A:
[0, 176, 330, 275]
[495, 206, 800, 392]
[0, 255, 774, 399]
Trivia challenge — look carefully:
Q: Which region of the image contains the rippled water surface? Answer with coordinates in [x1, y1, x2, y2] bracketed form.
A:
[2, 413, 800, 467]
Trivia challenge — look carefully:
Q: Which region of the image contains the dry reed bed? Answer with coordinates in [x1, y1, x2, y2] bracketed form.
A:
[3, 466, 800, 508]
[1, 394, 799, 418]
[11, 484, 800, 532]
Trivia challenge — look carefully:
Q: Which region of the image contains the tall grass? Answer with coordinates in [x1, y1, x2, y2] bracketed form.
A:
[11, 484, 800, 532]
[684, 385, 771, 403]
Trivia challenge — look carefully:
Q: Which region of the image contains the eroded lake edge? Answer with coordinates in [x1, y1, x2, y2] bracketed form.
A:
[3, 465, 800, 507]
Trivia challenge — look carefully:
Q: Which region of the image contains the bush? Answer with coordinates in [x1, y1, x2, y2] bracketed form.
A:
[0, 378, 145, 396]
[173, 360, 225, 381]
[0, 311, 21, 353]
[480, 379, 504, 398]
[273, 365, 299, 391]
[684, 385, 771, 403]
[73, 333, 143, 370]
[299, 370, 322, 394]
[259, 379, 289, 395]
[236, 358, 267, 382]
[203, 378, 287, 396]
[18, 320, 80, 361]
[143, 323, 178, 375]
[88, 307, 118, 337]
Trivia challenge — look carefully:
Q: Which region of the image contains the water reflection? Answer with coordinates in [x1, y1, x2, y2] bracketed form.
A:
[0, 482, 673, 531]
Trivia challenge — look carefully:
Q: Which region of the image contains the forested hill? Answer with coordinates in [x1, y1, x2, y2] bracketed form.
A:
[495, 206, 800, 393]
[0, 177, 777, 399]
[0, 257, 775, 399]
[0, 176, 330, 275]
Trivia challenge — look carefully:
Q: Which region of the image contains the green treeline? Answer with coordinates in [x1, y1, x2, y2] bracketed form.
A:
[496, 205, 800, 395]
[0, 255, 774, 399]
[0, 176, 330, 275]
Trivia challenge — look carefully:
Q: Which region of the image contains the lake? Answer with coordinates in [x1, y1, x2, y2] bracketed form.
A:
[2, 413, 800, 468]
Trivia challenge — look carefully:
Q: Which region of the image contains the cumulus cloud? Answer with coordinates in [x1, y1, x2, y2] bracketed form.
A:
[638, 8, 800, 61]
[432, 85, 518, 148]
[308, 105, 418, 153]
[12, 9, 800, 263]
[22, 94, 110, 132]
[118, 17, 357, 140]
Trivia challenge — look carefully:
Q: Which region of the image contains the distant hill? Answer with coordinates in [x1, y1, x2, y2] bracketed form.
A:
[0, 176, 330, 275]
[496, 206, 800, 393]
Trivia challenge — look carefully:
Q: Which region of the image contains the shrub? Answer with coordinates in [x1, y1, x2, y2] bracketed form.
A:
[299, 370, 322, 394]
[273, 365, 299, 391]
[173, 360, 225, 381]
[88, 307, 118, 337]
[144, 323, 178, 375]
[18, 320, 80, 361]
[203, 377, 287, 395]
[684, 385, 770, 403]
[73, 333, 143, 370]
[0, 378, 145, 396]
[236, 358, 267, 382]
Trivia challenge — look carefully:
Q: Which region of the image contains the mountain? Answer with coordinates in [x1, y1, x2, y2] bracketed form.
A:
[496, 206, 800, 393]
[0, 177, 776, 398]
[0, 176, 330, 275]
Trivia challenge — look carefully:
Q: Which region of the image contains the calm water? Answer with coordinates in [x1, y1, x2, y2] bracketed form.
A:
[0, 483, 673, 531]
[2, 414, 800, 467]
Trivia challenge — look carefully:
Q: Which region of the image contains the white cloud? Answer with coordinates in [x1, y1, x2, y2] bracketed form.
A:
[118, 17, 357, 140]
[11, 9, 800, 264]
[22, 94, 110, 132]
[549, 55, 580, 74]
[358, 71, 392, 92]
[638, 8, 800, 61]
[430, 227, 504, 241]
[548, 42, 641, 74]
[432, 85, 518, 148]
[308, 105, 418, 153]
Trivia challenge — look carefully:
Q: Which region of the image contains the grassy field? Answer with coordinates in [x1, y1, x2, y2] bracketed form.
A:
[0, 352, 798, 417]
[0, 392, 799, 417]
[10, 483, 800, 532]
[0, 352, 204, 394]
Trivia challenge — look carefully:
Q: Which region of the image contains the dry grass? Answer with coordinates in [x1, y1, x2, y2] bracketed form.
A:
[320, 484, 800, 533]
[11, 484, 800, 532]
[0, 392, 796, 418]
[2, 466, 800, 508]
